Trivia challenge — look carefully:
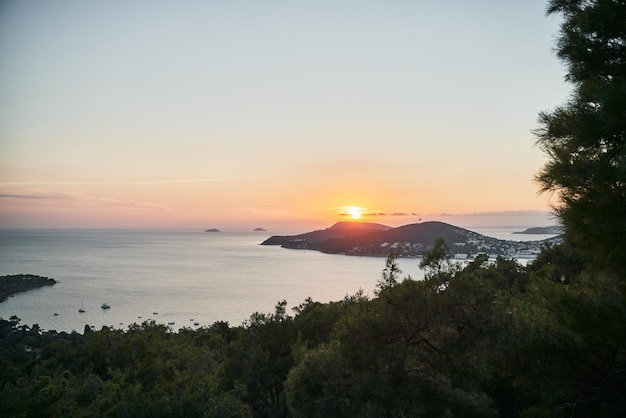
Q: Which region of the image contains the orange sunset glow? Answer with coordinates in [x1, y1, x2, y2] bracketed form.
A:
[348, 207, 363, 220]
[339, 206, 364, 220]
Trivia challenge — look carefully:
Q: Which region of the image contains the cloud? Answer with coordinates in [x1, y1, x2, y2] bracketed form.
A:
[440, 210, 551, 217]
[0, 177, 261, 186]
[119, 177, 262, 185]
[96, 197, 172, 212]
[0, 193, 63, 200]
[0, 191, 169, 213]
[343, 212, 418, 217]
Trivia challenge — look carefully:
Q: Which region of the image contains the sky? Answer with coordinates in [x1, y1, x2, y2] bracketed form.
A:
[0, 0, 569, 230]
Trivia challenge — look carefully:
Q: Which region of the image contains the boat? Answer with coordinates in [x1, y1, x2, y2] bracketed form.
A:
[101, 303, 110, 309]
[79, 308, 85, 313]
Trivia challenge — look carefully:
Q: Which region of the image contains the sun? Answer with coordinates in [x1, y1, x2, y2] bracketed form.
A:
[347, 206, 363, 220]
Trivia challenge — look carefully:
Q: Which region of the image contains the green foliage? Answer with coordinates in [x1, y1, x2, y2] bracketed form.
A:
[223, 300, 297, 417]
[2, 245, 626, 416]
[375, 250, 402, 295]
[419, 238, 463, 296]
[0, 318, 254, 417]
[286, 253, 529, 417]
[528, 3, 626, 413]
[535, 0, 626, 275]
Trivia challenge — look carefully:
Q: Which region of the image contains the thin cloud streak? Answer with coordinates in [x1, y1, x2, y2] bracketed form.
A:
[339, 212, 417, 217]
[0, 177, 262, 186]
[0, 191, 173, 211]
[440, 210, 551, 217]
[0, 194, 59, 199]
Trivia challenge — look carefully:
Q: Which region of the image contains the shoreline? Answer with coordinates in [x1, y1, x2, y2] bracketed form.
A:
[0, 274, 57, 303]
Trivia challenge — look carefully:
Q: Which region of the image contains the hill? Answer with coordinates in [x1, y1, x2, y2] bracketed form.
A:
[513, 225, 562, 234]
[260, 221, 391, 246]
[262, 221, 560, 258]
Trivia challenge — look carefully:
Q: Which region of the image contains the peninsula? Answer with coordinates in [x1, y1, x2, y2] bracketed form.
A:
[513, 225, 563, 234]
[0, 274, 57, 303]
[261, 221, 560, 259]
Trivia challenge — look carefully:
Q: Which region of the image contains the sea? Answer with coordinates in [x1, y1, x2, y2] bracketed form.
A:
[0, 227, 557, 333]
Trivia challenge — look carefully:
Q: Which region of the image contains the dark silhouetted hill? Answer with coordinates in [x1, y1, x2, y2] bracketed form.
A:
[260, 221, 391, 246]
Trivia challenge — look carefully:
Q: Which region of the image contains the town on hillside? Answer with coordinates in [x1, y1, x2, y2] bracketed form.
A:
[341, 228, 561, 260]
[262, 221, 562, 261]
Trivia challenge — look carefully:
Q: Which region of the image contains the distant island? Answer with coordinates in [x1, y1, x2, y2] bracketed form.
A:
[261, 221, 560, 259]
[0, 274, 57, 303]
[204, 228, 220, 232]
[513, 225, 563, 235]
[253, 227, 267, 232]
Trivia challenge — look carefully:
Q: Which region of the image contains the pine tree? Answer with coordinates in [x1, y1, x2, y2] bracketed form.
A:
[535, 0, 626, 274]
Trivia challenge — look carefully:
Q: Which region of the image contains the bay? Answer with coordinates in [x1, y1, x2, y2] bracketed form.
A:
[0, 227, 555, 333]
[0, 229, 425, 333]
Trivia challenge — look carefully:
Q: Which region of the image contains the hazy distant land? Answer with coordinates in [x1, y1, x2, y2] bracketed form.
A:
[513, 225, 563, 234]
[0, 274, 57, 303]
[262, 221, 560, 259]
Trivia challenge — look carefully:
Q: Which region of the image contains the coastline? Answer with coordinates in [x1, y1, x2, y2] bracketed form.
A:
[0, 274, 57, 303]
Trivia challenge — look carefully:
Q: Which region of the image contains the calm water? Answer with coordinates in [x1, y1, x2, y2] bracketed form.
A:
[0, 229, 424, 333]
[0, 227, 554, 333]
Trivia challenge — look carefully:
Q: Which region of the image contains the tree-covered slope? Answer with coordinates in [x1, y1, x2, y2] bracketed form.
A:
[2, 245, 624, 417]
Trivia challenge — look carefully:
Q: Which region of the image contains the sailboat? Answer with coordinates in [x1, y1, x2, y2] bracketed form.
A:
[79, 303, 85, 313]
